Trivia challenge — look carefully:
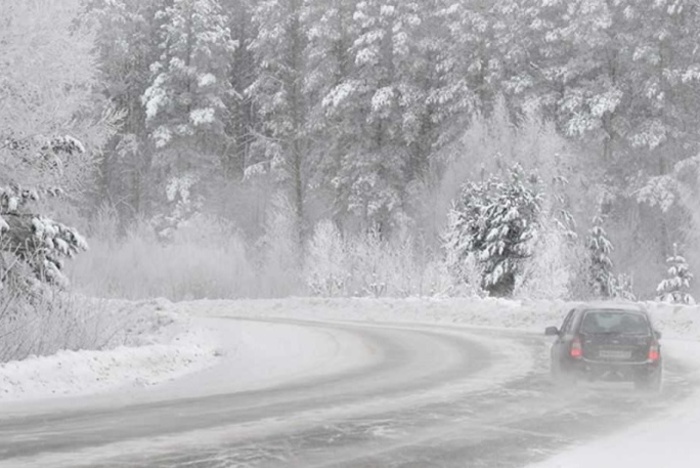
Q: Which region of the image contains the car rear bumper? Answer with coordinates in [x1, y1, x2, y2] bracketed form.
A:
[570, 358, 661, 381]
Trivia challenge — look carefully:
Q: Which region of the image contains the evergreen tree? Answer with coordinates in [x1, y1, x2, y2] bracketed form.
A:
[657, 243, 695, 304]
[1, 137, 90, 289]
[224, 0, 259, 177]
[84, 0, 164, 217]
[588, 215, 615, 298]
[324, 0, 448, 233]
[1, 0, 97, 289]
[248, 0, 314, 243]
[445, 165, 541, 297]
[143, 0, 236, 182]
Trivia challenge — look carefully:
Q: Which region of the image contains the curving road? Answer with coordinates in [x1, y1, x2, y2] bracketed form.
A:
[0, 318, 694, 468]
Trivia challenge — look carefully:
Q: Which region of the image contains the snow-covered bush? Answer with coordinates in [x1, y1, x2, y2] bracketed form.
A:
[306, 220, 347, 296]
[257, 195, 303, 297]
[0, 291, 168, 363]
[657, 243, 695, 305]
[69, 214, 258, 300]
[443, 219, 485, 297]
[304, 222, 455, 298]
[614, 273, 636, 301]
[514, 219, 571, 300]
[445, 164, 542, 297]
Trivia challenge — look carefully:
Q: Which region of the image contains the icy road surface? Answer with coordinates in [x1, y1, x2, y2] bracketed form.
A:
[0, 318, 694, 468]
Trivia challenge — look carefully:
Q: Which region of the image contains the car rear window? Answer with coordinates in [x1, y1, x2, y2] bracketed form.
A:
[579, 310, 650, 336]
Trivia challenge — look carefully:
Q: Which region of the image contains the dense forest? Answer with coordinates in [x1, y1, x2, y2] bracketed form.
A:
[1, 0, 699, 303]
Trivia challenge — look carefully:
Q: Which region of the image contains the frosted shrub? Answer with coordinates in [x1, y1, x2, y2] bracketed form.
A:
[514, 221, 571, 300]
[615, 273, 636, 301]
[304, 222, 454, 298]
[305, 220, 347, 296]
[344, 232, 419, 297]
[0, 290, 166, 363]
[443, 226, 484, 297]
[69, 214, 257, 300]
[257, 196, 302, 297]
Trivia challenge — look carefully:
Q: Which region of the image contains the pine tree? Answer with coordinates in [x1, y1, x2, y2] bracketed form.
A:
[445, 164, 541, 297]
[324, 0, 446, 234]
[588, 215, 615, 298]
[657, 243, 695, 305]
[143, 0, 236, 176]
[84, 0, 164, 217]
[247, 0, 314, 244]
[1, 137, 90, 288]
[224, 0, 259, 177]
[1, 0, 96, 289]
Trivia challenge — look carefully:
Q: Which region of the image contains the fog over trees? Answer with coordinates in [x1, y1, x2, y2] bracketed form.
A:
[2, 0, 699, 304]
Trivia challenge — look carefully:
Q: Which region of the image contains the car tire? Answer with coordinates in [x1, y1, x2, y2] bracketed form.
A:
[635, 369, 662, 392]
[551, 358, 575, 387]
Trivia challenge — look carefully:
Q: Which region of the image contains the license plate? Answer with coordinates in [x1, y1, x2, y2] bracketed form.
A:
[598, 349, 631, 360]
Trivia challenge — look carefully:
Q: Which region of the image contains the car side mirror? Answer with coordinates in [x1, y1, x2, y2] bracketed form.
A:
[545, 326, 559, 336]
[654, 330, 662, 340]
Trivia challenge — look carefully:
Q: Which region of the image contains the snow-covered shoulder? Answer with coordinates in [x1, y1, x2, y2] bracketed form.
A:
[0, 314, 220, 407]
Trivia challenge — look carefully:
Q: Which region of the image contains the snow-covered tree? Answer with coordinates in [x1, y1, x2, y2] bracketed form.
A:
[143, 0, 236, 175]
[323, 0, 450, 234]
[588, 215, 615, 298]
[657, 243, 695, 304]
[1, 138, 90, 289]
[1, 0, 99, 289]
[247, 0, 314, 243]
[445, 164, 541, 297]
[224, 0, 259, 177]
[83, 0, 165, 217]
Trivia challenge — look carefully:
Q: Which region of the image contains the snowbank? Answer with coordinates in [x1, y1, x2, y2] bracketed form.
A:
[0, 316, 219, 403]
[171, 296, 700, 340]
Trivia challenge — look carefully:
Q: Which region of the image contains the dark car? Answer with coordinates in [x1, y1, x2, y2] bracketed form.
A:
[545, 303, 662, 390]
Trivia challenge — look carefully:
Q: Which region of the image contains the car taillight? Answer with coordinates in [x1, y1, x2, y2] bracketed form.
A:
[648, 343, 660, 362]
[570, 337, 582, 359]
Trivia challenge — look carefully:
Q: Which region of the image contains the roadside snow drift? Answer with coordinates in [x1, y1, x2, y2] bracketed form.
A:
[0, 319, 218, 403]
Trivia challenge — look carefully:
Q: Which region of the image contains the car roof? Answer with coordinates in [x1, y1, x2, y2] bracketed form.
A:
[576, 302, 648, 314]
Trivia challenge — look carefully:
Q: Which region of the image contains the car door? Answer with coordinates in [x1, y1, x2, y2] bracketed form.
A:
[552, 309, 576, 362]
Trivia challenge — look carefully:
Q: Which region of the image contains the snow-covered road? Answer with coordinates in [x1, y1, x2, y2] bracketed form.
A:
[0, 316, 695, 467]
